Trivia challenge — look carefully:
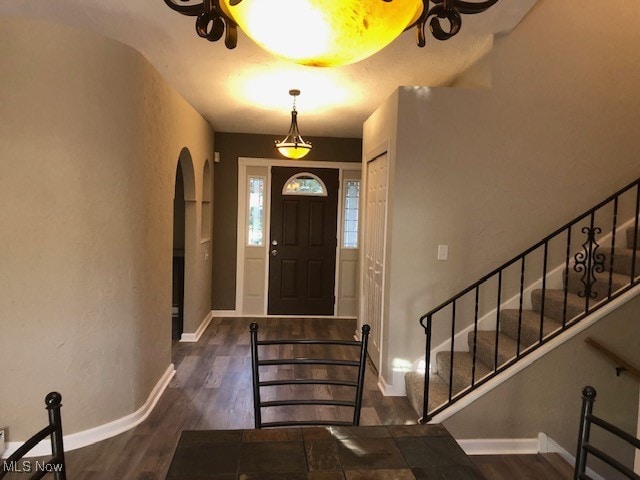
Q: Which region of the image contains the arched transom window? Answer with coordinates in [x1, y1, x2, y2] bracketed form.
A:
[282, 173, 327, 196]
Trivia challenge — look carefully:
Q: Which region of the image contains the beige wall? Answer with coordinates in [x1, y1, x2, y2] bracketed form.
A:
[363, 0, 640, 388]
[444, 295, 640, 479]
[0, 17, 213, 440]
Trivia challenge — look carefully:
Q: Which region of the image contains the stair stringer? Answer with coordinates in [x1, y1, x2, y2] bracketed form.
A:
[425, 283, 640, 424]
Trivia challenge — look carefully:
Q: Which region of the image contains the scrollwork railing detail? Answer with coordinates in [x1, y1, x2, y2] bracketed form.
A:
[573, 226, 606, 299]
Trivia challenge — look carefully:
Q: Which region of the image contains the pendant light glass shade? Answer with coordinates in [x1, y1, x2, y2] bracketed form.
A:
[167, 0, 504, 66]
[220, 0, 424, 67]
[276, 90, 312, 159]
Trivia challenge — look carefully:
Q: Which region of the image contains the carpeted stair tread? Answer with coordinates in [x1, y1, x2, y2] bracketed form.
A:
[468, 331, 517, 370]
[600, 247, 640, 277]
[436, 351, 492, 394]
[531, 289, 585, 323]
[499, 309, 562, 348]
[565, 268, 630, 299]
[405, 371, 450, 417]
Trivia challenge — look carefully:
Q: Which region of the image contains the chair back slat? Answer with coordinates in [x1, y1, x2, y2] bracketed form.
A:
[258, 358, 360, 367]
[249, 322, 370, 429]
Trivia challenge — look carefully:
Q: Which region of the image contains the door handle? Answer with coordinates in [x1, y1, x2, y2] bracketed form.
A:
[272, 239, 278, 246]
[271, 249, 278, 256]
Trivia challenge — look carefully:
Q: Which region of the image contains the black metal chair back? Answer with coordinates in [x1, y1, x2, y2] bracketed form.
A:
[575, 386, 640, 480]
[0, 392, 66, 480]
[250, 322, 370, 428]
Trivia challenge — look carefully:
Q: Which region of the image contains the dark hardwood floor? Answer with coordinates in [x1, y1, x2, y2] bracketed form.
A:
[471, 453, 574, 480]
[50, 317, 572, 479]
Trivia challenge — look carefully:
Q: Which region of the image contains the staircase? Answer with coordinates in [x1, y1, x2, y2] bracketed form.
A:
[405, 178, 640, 421]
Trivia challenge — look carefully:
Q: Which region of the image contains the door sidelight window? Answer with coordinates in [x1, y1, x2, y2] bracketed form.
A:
[247, 176, 265, 246]
[342, 180, 360, 248]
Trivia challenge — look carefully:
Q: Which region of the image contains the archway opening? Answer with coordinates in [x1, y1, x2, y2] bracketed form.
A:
[172, 147, 196, 341]
[172, 162, 186, 340]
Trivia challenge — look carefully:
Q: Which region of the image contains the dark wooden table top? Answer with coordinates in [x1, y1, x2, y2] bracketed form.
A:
[165, 424, 486, 480]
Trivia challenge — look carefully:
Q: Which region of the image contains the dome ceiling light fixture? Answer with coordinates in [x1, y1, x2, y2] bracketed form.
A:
[164, 0, 501, 67]
[275, 89, 312, 160]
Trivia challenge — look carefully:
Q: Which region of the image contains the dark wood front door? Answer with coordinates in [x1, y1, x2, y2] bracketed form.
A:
[268, 167, 339, 315]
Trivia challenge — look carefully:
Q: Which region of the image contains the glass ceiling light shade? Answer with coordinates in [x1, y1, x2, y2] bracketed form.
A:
[276, 90, 312, 160]
[165, 1, 502, 66]
[220, 0, 423, 67]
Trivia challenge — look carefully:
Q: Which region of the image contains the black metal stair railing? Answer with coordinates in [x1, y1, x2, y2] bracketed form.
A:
[419, 177, 640, 423]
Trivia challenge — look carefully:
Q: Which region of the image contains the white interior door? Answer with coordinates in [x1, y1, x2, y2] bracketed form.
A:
[363, 153, 388, 370]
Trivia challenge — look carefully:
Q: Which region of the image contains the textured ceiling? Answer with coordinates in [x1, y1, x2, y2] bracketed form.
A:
[0, 0, 536, 137]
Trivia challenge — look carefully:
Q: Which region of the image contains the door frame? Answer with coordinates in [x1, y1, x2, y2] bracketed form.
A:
[236, 157, 362, 316]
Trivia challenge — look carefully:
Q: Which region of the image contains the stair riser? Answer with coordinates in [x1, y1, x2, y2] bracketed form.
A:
[405, 372, 451, 415]
[565, 268, 629, 299]
[600, 248, 640, 277]
[626, 226, 640, 249]
[435, 352, 491, 393]
[499, 310, 561, 348]
[435, 354, 467, 393]
[531, 290, 584, 323]
[468, 332, 515, 370]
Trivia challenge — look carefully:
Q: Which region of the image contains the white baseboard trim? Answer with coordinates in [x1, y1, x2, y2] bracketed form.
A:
[543, 433, 606, 480]
[181, 310, 213, 342]
[377, 376, 394, 397]
[457, 436, 540, 455]
[211, 309, 238, 317]
[378, 369, 408, 397]
[453, 433, 605, 479]
[2, 364, 176, 459]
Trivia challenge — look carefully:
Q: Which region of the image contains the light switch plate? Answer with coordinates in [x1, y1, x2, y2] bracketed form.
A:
[437, 245, 449, 261]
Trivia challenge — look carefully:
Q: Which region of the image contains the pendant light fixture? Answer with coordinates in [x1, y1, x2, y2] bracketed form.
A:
[275, 90, 312, 160]
[165, 0, 501, 67]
